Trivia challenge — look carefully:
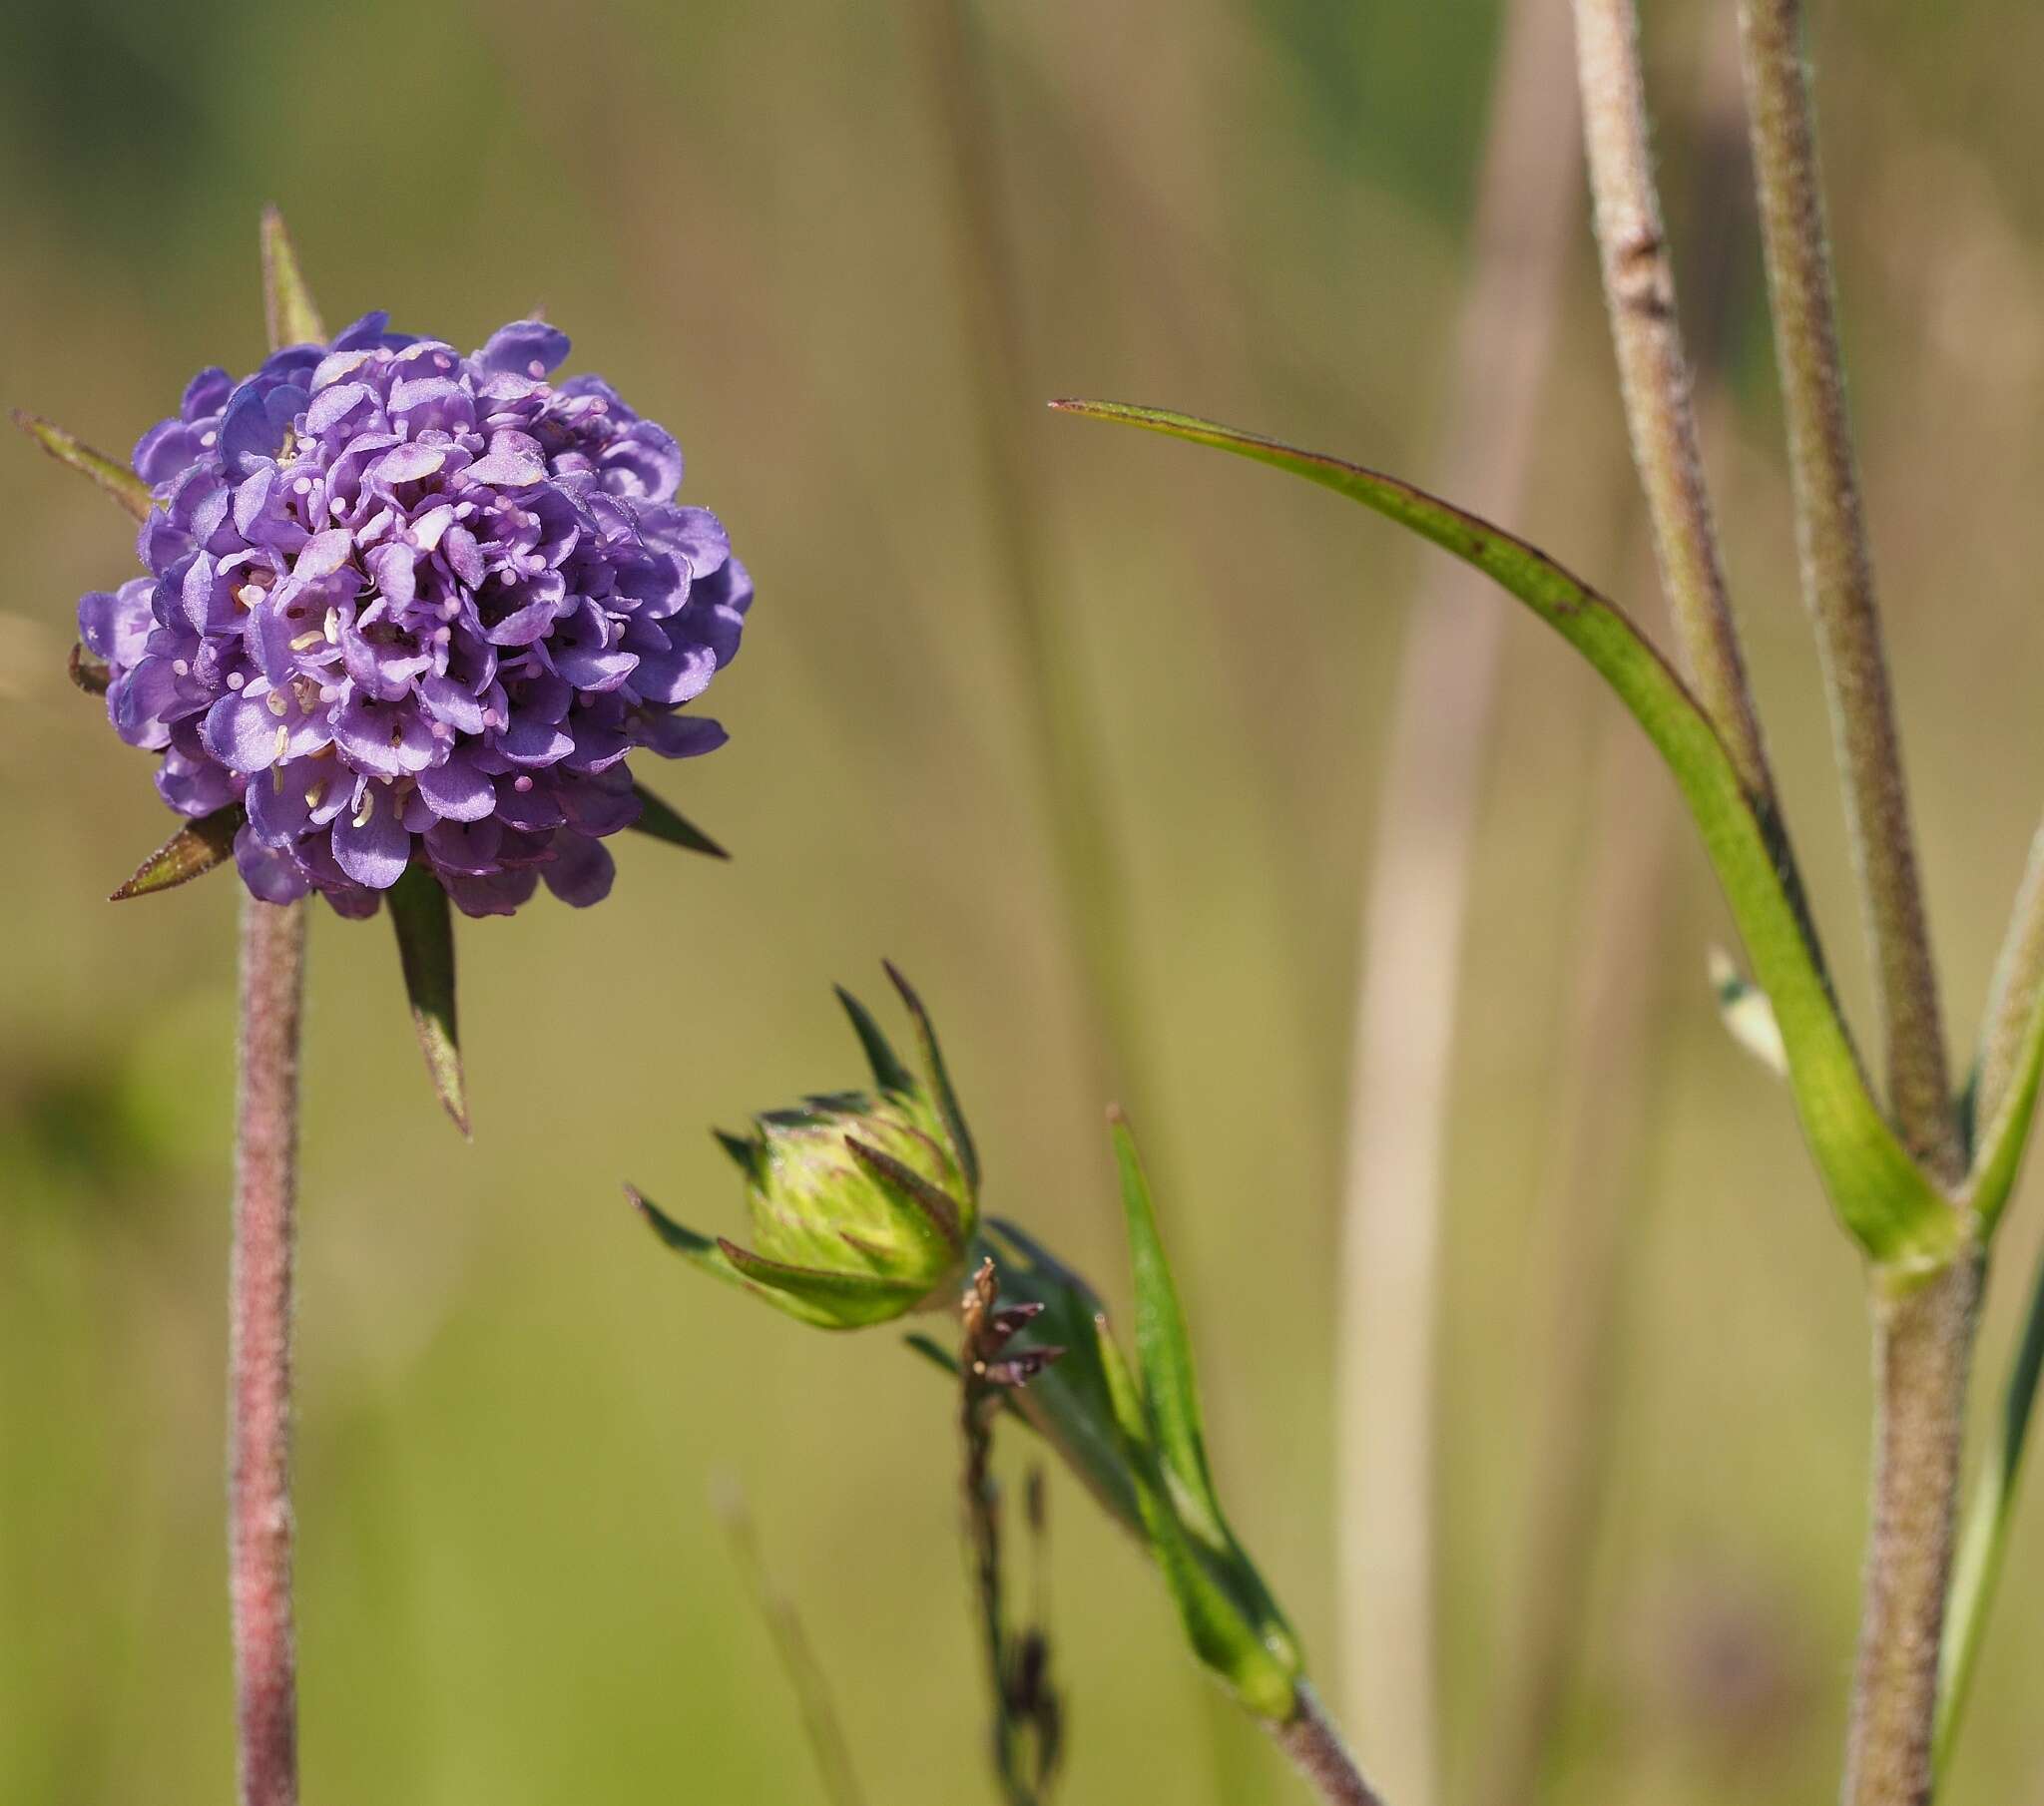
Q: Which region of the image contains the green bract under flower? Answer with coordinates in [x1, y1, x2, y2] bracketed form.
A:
[633, 967, 978, 1328]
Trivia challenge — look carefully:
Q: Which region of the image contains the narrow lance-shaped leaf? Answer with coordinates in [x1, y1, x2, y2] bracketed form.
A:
[12, 411, 153, 520]
[260, 206, 326, 350]
[1935, 1235, 2044, 1773]
[1111, 1110, 1227, 1540]
[110, 805, 242, 900]
[629, 782, 729, 858]
[1109, 1112, 1299, 1662]
[1052, 399, 1956, 1277]
[386, 863, 469, 1134]
[1094, 1312, 1299, 1722]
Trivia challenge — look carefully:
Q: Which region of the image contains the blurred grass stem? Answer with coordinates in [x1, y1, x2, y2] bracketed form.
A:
[915, 0, 1143, 1101]
[712, 1479, 865, 1806]
[229, 895, 305, 1806]
[1332, 4, 1579, 1800]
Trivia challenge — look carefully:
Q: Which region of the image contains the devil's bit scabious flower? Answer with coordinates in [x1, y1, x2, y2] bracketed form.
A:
[77, 312, 750, 917]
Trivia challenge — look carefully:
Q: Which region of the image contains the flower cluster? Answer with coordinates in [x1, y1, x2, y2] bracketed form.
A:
[79, 312, 750, 916]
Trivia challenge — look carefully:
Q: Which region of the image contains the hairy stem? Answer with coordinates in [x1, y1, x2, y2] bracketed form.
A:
[1571, 0, 1775, 802]
[229, 895, 306, 1806]
[1333, 4, 1580, 1796]
[1271, 1685, 1388, 1806]
[1845, 1257, 1981, 1806]
[1736, 0, 1956, 1175]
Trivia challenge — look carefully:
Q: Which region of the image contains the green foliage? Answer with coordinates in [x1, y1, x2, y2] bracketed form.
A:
[386, 864, 468, 1135]
[629, 785, 729, 860]
[11, 411, 153, 520]
[1052, 398, 1963, 1280]
[259, 205, 326, 349]
[108, 805, 242, 900]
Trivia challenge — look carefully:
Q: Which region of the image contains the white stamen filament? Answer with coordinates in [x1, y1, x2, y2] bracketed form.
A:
[352, 790, 375, 829]
[273, 725, 289, 763]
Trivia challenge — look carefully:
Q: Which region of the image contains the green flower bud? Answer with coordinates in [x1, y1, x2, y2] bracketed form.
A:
[634, 966, 979, 1329]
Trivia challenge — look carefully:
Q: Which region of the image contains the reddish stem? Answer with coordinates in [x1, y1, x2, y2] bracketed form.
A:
[229, 894, 307, 1806]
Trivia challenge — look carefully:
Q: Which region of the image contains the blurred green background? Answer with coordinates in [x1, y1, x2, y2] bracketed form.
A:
[7, 0, 2044, 1800]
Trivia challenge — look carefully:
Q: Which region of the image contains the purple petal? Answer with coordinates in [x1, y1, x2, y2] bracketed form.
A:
[235, 824, 312, 904]
[418, 748, 496, 821]
[633, 712, 728, 759]
[541, 830, 616, 907]
[329, 790, 413, 888]
[479, 320, 572, 378]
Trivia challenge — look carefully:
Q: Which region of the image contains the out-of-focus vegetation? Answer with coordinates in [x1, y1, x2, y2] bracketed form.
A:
[6, 0, 2044, 1800]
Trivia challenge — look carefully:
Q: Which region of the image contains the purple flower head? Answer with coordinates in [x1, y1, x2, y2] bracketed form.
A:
[82, 312, 751, 917]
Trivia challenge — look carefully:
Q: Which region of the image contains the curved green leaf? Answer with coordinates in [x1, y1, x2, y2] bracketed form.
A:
[1053, 399, 1956, 1275]
[13, 411, 153, 520]
[109, 806, 241, 900]
[630, 783, 729, 858]
[260, 206, 326, 350]
[387, 864, 469, 1135]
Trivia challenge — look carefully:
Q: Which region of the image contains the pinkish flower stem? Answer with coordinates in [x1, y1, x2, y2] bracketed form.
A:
[230, 894, 307, 1806]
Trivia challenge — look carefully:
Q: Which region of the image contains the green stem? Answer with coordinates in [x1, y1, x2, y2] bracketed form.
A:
[1844, 1256, 1981, 1806]
[229, 895, 307, 1806]
[1736, 0, 1957, 1178]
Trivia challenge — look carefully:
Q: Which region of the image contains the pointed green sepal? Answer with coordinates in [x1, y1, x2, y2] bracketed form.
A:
[386, 863, 469, 1134]
[885, 960, 979, 1197]
[714, 1128, 765, 1179]
[13, 411, 154, 521]
[835, 986, 916, 1095]
[718, 1237, 931, 1329]
[629, 783, 729, 858]
[1710, 948, 1788, 1079]
[632, 1184, 843, 1326]
[260, 206, 326, 350]
[1052, 398, 1958, 1276]
[109, 805, 242, 900]
[1095, 1311, 1299, 1722]
[846, 1136, 966, 1254]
